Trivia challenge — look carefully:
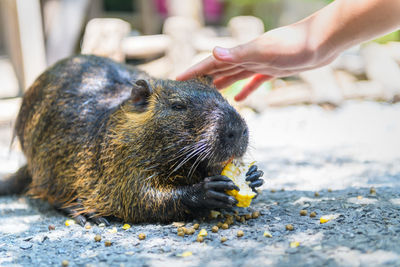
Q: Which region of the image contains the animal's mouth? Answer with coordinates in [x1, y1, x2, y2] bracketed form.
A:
[204, 155, 235, 176]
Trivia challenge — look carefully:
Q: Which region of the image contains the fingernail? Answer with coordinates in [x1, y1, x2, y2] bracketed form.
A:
[213, 47, 231, 59]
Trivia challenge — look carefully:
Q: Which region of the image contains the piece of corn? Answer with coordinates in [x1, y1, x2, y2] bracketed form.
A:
[198, 229, 207, 237]
[122, 224, 131, 230]
[65, 219, 75, 226]
[178, 251, 193, 257]
[221, 160, 257, 207]
[290, 241, 300, 248]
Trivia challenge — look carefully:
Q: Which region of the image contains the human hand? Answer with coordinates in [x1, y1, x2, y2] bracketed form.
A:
[177, 21, 337, 101]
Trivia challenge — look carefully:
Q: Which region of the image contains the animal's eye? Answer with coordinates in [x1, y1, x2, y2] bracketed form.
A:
[171, 102, 187, 111]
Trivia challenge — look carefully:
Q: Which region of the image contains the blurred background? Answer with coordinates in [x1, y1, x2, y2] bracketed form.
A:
[0, 0, 400, 190]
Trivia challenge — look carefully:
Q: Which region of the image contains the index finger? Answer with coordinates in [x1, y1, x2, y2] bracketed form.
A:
[176, 55, 231, 81]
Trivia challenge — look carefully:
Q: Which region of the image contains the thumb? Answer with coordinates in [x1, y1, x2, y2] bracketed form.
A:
[213, 42, 258, 63]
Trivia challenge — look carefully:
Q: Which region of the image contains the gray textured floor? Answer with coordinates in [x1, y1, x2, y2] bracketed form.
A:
[1, 100, 399, 267]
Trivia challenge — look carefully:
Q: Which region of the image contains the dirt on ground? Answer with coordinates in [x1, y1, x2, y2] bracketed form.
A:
[1, 100, 399, 267]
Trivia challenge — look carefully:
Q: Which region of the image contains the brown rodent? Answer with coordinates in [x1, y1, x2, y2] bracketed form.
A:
[1, 55, 264, 224]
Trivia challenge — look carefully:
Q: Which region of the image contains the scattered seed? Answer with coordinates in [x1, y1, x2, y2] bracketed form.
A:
[217, 222, 223, 228]
[186, 228, 195, 235]
[357, 195, 363, 199]
[234, 210, 239, 215]
[310, 212, 317, 218]
[299, 210, 307, 216]
[211, 226, 219, 233]
[328, 188, 333, 192]
[286, 224, 294, 231]
[61, 260, 69, 267]
[84, 224, 92, 230]
[245, 214, 252, 220]
[177, 231, 185, 237]
[221, 223, 229, 230]
[270, 189, 276, 193]
[240, 216, 246, 223]
[237, 230, 244, 237]
[281, 188, 285, 192]
[314, 192, 320, 197]
[104, 240, 112, 247]
[252, 211, 260, 219]
[370, 187, 376, 194]
[122, 224, 131, 230]
[235, 215, 241, 221]
[220, 236, 227, 243]
[98, 223, 106, 228]
[210, 210, 220, 219]
[197, 236, 204, 242]
[94, 235, 101, 242]
[138, 233, 146, 240]
[48, 225, 55, 231]
[193, 223, 199, 230]
[107, 227, 117, 234]
[172, 222, 185, 227]
[263, 231, 272, 238]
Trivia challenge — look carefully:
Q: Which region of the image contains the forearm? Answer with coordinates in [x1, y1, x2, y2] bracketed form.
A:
[305, 0, 400, 59]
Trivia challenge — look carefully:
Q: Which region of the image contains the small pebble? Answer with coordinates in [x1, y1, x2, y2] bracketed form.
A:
[237, 230, 244, 237]
[94, 235, 101, 242]
[310, 212, 317, 218]
[211, 226, 219, 233]
[299, 210, 307, 216]
[48, 225, 55, 231]
[286, 224, 294, 231]
[314, 192, 320, 197]
[104, 240, 112, 247]
[61, 260, 69, 267]
[138, 233, 146, 240]
[270, 189, 276, 193]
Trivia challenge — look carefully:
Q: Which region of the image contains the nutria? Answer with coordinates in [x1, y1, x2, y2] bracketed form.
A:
[0, 55, 264, 224]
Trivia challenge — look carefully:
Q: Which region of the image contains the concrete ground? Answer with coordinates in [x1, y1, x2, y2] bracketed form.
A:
[0, 100, 399, 267]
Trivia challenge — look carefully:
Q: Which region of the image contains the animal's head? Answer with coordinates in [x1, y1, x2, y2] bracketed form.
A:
[120, 77, 249, 178]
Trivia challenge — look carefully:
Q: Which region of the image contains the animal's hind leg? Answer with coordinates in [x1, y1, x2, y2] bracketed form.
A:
[55, 200, 110, 226]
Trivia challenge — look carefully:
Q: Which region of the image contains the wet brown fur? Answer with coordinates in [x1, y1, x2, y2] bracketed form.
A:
[10, 55, 248, 223]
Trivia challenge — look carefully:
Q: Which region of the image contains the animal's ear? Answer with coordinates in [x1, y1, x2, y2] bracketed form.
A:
[196, 75, 214, 87]
[131, 79, 152, 107]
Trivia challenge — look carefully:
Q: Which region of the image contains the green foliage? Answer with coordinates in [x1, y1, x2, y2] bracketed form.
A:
[373, 31, 400, 44]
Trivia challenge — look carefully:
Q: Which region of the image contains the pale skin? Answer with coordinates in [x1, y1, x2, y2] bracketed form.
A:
[176, 0, 400, 101]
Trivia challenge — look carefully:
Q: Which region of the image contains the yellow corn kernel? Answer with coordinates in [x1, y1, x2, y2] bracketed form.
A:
[178, 251, 193, 257]
[221, 160, 256, 208]
[290, 241, 300, 248]
[198, 229, 207, 237]
[122, 224, 131, 230]
[65, 219, 75, 226]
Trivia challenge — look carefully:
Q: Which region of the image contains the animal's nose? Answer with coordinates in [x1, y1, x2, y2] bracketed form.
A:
[225, 127, 247, 143]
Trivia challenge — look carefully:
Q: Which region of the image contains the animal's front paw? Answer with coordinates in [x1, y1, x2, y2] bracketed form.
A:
[245, 165, 264, 193]
[199, 175, 240, 209]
